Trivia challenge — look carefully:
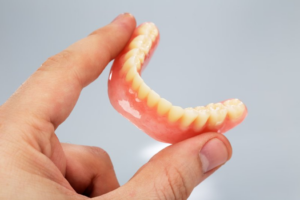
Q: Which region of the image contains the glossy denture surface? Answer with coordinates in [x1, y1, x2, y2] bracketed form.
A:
[108, 23, 247, 144]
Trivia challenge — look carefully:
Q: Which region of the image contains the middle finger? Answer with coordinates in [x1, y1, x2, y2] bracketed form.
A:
[62, 143, 120, 197]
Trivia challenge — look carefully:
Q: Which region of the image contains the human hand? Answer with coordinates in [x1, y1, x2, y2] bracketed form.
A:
[0, 13, 232, 200]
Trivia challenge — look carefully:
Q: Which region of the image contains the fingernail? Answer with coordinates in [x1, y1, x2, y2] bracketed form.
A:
[111, 13, 133, 24]
[199, 138, 229, 173]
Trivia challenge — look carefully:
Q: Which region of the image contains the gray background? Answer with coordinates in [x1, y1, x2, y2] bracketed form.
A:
[0, 0, 299, 199]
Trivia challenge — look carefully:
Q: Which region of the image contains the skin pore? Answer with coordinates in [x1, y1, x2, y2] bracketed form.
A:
[0, 14, 232, 200]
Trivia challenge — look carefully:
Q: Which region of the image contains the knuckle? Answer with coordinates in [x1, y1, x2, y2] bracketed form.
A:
[87, 146, 111, 161]
[41, 50, 74, 69]
[156, 166, 189, 200]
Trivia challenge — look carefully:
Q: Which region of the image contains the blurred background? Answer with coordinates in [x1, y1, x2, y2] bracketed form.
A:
[0, 0, 299, 199]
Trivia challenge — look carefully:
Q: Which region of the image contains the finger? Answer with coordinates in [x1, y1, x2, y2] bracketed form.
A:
[62, 144, 119, 197]
[1, 13, 136, 130]
[98, 133, 232, 200]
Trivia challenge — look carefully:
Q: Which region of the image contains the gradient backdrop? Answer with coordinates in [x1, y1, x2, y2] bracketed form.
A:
[0, 1, 299, 199]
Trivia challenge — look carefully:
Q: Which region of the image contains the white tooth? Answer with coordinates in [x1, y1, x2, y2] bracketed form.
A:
[151, 28, 159, 37]
[139, 23, 154, 33]
[180, 109, 198, 128]
[157, 98, 172, 116]
[194, 106, 205, 111]
[124, 49, 140, 61]
[136, 51, 145, 66]
[129, 35, 152, 54]
[139, 38, 152, 54]
[147, 90, 160, 108]
[125, 67, 137, 82]
[124, 49, 145, 70]
[193, 107, 210, 131]
[185, 107, 194, 110]
[168, 106, 184, 123]
[129, 36, 146, 49]
[206, 103, 227, 127]
[121, 56, 140, 75]
[132, 75, 143, 91]
[137, 83, 151, 100]
[138, 23, 158, 41]
[224, 99, 245, 120]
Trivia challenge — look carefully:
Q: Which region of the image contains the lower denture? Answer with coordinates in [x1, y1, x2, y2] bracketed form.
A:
[108, 23, 247, 144]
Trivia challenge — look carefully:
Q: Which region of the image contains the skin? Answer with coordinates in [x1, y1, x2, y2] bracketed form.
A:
[0, 14, 233, 200]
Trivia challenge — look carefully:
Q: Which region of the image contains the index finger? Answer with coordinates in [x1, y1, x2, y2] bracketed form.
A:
[1, 13, 136, 129]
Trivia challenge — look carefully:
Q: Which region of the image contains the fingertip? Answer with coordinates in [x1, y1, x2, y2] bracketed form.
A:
[111, 13, 136, 26]
[108, 13, 136, 36]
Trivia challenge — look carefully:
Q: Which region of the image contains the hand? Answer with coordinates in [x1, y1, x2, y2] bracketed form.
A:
[0, 13, 232, 200]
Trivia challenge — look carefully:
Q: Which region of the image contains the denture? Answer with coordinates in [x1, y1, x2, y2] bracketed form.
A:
[108, 23, 247, 144]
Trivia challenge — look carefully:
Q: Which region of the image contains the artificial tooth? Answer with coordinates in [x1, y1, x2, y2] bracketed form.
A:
[132, 75, 143, 91]
[150, 28, 159, 37]
[129, 35, 152, 54]
[125, 67, 138, 82]
[223, 99, 242, 106]
[124, 49, 145, 71]
[139, 38, 152, 54]
[146, 90, 160, 108]
[193, 107, 210, 131]
[180, 109, 198, 128]
[194, 106, 205, 111]
[206, 103, 227, 127]
[168, 106, 184, 123]
[206, 103, 224, 110]
[129, 35, 146, 49]
[185, 107, 194, 111]
[137, 83, 151, 100]
[124, 49, 140, 61]
[138, 26, 158, 41]
[136, 51, 145, 66]
[223, 99, 245, 120]
[157, 98, 172, 116]
[121, 56, 140, 75]
[138, 23, 155, 34]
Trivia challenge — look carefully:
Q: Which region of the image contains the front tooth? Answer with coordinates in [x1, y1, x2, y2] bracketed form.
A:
[206, 103, 227, 127]
[193, 106, 210, 131]
[180, 109, 198, 128]
[168, 106, 184, 123]
[137, 83, 151, 100]
[147, 90, 160, 108]
[132, 75, 143, 91]
[157, 98, 172, 116]
[223, 99, 245, 120]
[125, 67, 138, 82]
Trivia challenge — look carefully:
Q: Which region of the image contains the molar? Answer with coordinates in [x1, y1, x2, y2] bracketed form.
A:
[206, 103, 227, 127]
[223, 99, 245, 120]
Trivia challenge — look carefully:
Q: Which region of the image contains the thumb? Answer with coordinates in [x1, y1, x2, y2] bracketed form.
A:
[99, 133, 232, 200]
